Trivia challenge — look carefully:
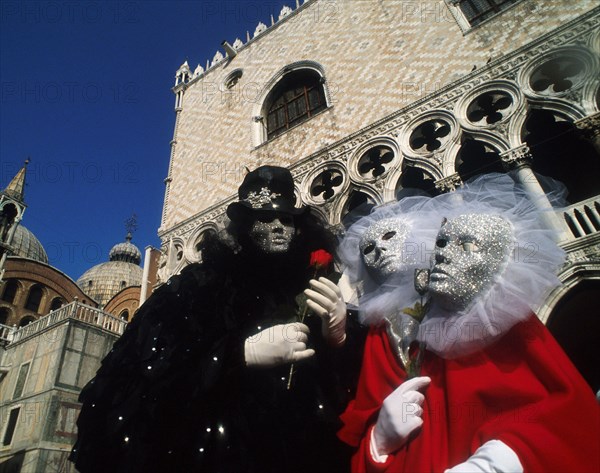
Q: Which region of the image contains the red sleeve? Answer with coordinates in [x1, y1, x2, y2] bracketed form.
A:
[338, 326, 407, 447]
[348, 426, 395, 473]
[479, 317, 600, 473]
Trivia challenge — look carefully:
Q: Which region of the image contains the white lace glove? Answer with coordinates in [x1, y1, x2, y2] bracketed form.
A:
[371, 376, 431, 460]
[444, 440, 523, 473]
[305, 277, 347, 347]
[244, 323, 315, 368]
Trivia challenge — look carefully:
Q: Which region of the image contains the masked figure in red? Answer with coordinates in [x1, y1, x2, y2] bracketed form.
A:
[338, 173, 600, 472]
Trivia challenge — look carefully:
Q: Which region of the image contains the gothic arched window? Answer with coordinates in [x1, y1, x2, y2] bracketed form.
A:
[0, 308, 9, 325]
[50, 297, 64, 312]
[24, 285, 43, 313]
[18, 315, 36, 327]
[1, 280, 19, 304]
[265, 69, 326, 140]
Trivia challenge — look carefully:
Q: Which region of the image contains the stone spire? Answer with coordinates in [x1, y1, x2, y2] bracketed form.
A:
[2, 159, 29, 203]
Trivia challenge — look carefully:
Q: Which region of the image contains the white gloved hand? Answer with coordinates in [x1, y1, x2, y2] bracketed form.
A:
[244, 323, 315, 368]
[444, 440, 523, 473]
[305, 277, 347, 347]
[372, 376, 431, 458]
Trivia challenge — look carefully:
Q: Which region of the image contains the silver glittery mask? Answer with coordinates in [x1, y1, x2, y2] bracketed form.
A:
[360, 218, 412, 284]
[248, 214, 295, 254]
[429, 214, 513, 311]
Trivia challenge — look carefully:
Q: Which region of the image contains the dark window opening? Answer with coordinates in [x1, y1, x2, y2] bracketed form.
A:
[266, 70, 326, 140]
[396, 165, 436, 197]
[12, 362, 30, 399]
[50, 297, 64, 312]
[1, 280, 19, 304]
[120, 310, 130, 322]
[24, 285, 43, 313]
[456, 138, 504, 182]
[341, 191, 376, 228]
[456, 0, 519, 27]
[0, 308, 9, 325]
[3, 408, 20, 445]
[524, 109, 600, 203]
[18, 316, 35, 328]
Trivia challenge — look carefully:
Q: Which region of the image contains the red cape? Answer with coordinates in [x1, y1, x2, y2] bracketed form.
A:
[339, 316, 600, 472]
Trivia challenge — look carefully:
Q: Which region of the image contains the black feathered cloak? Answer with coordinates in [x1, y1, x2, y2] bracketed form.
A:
[70, 238, 364, 473]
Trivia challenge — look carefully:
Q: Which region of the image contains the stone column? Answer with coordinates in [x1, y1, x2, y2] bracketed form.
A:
[574, 112, 600, 155]
[500, 144, 570, 241]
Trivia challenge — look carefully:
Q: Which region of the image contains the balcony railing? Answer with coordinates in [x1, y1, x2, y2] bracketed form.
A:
[562, 196, 600, 239]
[4, 301, 127, 346]
[0, 323, 14, 344]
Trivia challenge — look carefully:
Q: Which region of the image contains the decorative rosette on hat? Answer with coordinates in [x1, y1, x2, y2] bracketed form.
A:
[226, 165, 306, 221]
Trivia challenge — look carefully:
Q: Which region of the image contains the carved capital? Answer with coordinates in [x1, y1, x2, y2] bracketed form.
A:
[574, 112, 600, 139]
[500, 144, 532, 170]
[434, 173, 463, 194]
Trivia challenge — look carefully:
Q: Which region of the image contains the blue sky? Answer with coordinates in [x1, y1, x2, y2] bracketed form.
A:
[1, 0, 290, 280]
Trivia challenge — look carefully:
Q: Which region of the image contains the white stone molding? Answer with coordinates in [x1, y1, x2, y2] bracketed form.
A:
[222, 68, 243, 92]
[454, 79, 524, 135]
[588, 25, 600, 53]
[254, 22, 267, 38]
[434, 173, 463, 194]
[581, 79, 600, 114]
[517, 45, 598, 104]
[500, 143, 532, 170]
[575, 112, 600, 139]
[184, 223, 220, 264]
[382, 160, 410, 202]
[455, 129, 511, 160]
[279, 5, 293, 20]
[232, 38, 244, 50]
[193, 64, 204, 77]
[331, 184, 382, 226]
[347, 136, 401, 184]
[211, 50, 224, 67]
[300, 161, 349, 207]
[398, 155, 445, 185]
[398, 110, 461, 162]
[510, 100, 584, 150]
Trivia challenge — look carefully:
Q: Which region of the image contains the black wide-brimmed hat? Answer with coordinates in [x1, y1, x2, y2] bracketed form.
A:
[226, 165, 306, 222]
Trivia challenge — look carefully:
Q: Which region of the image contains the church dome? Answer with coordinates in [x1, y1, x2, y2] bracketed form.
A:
[11, 225, 49, 264]
[77, 235, 143, 307]
[109, 233, 142, 264]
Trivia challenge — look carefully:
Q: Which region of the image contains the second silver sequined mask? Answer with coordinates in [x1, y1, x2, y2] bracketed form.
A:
[360, 218, 413, 284]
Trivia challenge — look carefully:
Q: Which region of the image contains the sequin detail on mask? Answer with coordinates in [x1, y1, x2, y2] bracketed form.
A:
[429, 214, 513, 311]
[360, 218, 412, 284]
[248, 216, 295, 253]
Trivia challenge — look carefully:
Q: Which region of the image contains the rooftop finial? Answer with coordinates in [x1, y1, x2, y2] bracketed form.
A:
[125, 214, 138, 241]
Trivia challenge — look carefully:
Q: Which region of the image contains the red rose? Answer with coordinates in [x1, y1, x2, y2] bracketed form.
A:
[309, 249, 334, 271]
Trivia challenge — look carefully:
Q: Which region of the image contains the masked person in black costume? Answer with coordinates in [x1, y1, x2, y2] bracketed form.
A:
[70, 166, 364, 473]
